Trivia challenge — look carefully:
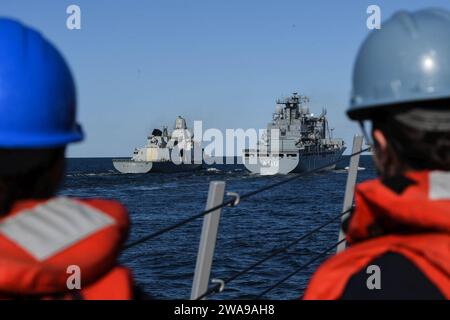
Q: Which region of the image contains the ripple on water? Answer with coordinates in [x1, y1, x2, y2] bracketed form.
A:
[62, 156, 376, 299]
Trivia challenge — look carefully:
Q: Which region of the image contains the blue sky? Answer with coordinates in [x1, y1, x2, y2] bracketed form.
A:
[1, 0, 450, 157]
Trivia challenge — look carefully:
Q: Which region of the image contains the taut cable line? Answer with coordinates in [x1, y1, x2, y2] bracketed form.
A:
[254, 238, 346, 299]
[195, 208, 351, 300]
[123, 148, 369, 251]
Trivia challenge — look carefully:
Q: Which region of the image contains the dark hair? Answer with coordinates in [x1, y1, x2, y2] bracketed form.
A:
[0, 148, 65, 215]
[372, 109, 450, 171]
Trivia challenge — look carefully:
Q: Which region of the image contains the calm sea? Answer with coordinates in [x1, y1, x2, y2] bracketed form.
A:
[60, 156, 376, 299]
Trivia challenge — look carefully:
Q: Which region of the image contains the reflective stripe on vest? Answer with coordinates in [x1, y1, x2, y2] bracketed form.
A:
[304, 170, 450, 299]
[0, 197, 115, 261]
[429, 171, 450, 200]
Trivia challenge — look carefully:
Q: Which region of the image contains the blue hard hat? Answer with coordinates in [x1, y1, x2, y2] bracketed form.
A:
[0, 18, 83, 148]
[348, 8, 450, 120]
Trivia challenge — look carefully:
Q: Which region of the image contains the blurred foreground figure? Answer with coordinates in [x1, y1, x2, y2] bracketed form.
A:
[305, 9, 450, 299]
[0, 19, 136, 299]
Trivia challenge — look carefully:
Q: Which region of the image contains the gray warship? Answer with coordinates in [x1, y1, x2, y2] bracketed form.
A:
[113, 116, 202, 173]
[243, 93, 346, 175]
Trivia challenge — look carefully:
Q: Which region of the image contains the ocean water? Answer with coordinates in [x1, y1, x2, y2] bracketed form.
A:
[60, 156, 376, 300]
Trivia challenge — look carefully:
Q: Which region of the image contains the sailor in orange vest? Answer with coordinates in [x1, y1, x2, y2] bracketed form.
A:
[304, 9, 450, 300]
[0, 19, 136, 299]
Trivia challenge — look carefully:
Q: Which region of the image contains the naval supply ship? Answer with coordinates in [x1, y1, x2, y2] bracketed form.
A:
[243, 93, 346, 175]
[113, 116, 203, 173]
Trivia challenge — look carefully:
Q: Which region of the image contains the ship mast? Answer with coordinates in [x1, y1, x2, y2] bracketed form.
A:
[275, 92, 310, 124]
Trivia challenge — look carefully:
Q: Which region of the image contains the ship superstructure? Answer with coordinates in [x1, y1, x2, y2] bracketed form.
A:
[113, 116, 202, 173]
[244, 93, 346, 175]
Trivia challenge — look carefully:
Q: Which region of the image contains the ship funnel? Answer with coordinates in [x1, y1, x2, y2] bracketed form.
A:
[275, 105, 283, 114]
[175, 116, 187, 129]
[300, 105, 310, 115]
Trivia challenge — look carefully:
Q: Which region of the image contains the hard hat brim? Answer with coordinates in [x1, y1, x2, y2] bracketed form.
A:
[0, 124, 84, 148]
[347, 97, 450, 121]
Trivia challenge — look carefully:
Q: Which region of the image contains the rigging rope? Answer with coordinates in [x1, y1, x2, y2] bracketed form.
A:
[195, 208, 351, 300]
[122, 196, 237, 250]
[123, 148, 369, 251]
[254, 238, 346, 299]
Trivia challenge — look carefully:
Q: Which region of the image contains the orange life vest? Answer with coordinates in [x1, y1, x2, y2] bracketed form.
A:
[0, 197, 134, 299]
[304, 170, 450, 299]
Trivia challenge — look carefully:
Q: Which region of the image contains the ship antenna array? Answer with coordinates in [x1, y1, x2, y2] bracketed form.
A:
[122, 136, 368, 299]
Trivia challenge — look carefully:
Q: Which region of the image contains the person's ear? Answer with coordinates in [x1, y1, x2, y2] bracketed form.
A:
[373, 129, 387, 152]
[372, 129, 389, 174]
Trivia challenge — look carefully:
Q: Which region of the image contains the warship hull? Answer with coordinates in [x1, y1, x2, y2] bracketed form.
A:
[243, 147, 346, 175]
[112, 159, 202, 174]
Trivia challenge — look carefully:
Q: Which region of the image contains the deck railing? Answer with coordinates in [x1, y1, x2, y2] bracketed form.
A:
[122, 135, 367, 300]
